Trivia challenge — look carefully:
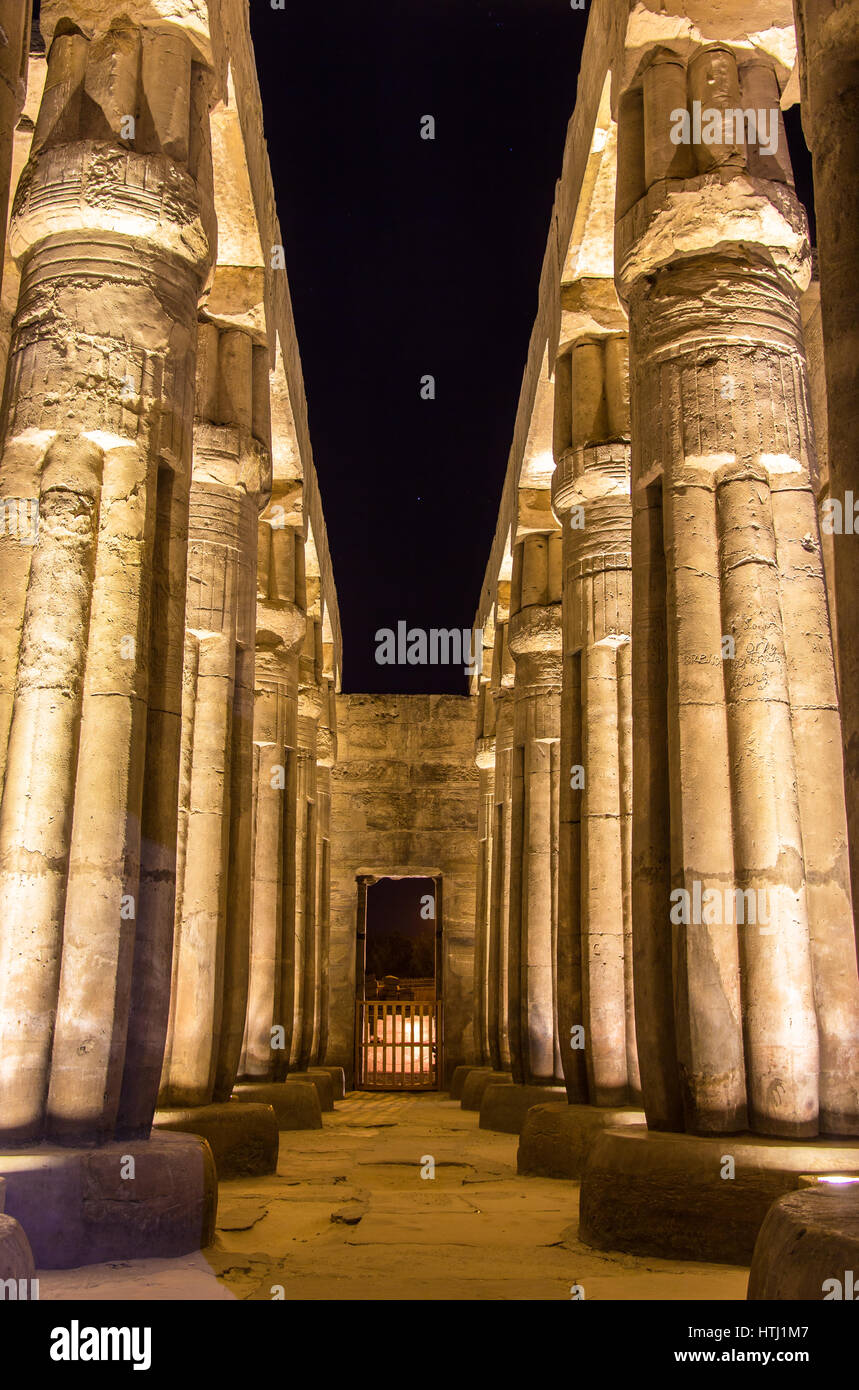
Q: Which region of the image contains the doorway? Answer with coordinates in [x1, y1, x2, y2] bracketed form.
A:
[354, 874, 442, 1090]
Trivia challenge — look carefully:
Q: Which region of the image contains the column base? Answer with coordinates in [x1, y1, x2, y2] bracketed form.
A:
[461, 1069, 512, 1111]
[443, 1055, 469, 1088]
[0, 1131, 216, 1269]
[310, 1066, 346, 1100]
[518, 1103, 646, 1179]
[153, 1101, 278, 1179]
[286, 1071, 335, 1111]
[0, 1170, 34, 1285]
[479, 1082, 568, 1135]
[0, 1215, 35, 1285]
[449, 1065, 491, 1100]
[580, 1127, 859, 1266]
[232, 1082, 322, 1130]
[748, 1188, 859, 1299]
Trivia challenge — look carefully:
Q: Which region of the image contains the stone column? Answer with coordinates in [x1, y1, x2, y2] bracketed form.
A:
[156, 322, 278, 1174]
[232, 503, 322, 1128]
[616, 42, 859, 1138]
[239, 505, 305, 1085]
[316, 673, 336, 1064]
[0, 2, 31, 307]
[472, 673, 496, 1066]
[292, 615, 322, 1068]
[302, 670, 335, 1068]
[0, 5, 219, 1264]
[0, 7, 213, 1144]
[507, 525, 564, 1087]
[793, 0, 859, 928]
[552, 333, 640, 1109]
[487, 615, 514, 1072]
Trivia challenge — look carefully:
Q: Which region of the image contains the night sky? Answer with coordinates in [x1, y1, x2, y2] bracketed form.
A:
[248, 0, 586, 695]
[365, 877, 437, 984]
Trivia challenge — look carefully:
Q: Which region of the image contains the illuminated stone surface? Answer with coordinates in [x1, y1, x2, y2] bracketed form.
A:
[0, 0, 857, 1291]
[748, 1188, 859, 1300]
[461, 1069, 513, 1112]
[517, 1101, 645, 1180]
[579, 1126, 859, 1265]
[231, 1080, 323, 1131]
[479, 1082, 567, 1135]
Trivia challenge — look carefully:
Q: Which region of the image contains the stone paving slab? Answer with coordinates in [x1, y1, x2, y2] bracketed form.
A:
[34, 1092, 750, 1301]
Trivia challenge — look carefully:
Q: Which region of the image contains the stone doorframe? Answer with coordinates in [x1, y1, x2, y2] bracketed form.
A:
[353, 867, 444, 1080]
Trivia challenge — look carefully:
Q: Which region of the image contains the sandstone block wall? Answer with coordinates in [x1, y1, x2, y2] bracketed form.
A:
[328, 694, 478, 1086]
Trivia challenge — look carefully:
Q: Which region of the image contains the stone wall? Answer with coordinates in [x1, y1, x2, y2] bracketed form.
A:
[327, 694, 478, 1086]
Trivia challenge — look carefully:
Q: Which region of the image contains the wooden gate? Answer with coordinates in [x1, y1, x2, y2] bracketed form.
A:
[355, 1001, 440, 1090]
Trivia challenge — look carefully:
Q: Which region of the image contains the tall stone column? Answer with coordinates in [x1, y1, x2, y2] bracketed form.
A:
[292, 615, 322, 1068]
[472, 672, 496, 1066]
[507, 525, 564, 1087]
[309, 672, 336, 1067]
[239, 506, 306, 1086]
[0, 2, 31, 307]
[156, 322, 279, 1174]
[0, 5, 219, 1265]
[552, 333, 640, 1109]
[487, 615, 514, 1072]
[616, 42, 859, 1139]
[159, 324, 269, 1084]
[793, 0, 859, 926]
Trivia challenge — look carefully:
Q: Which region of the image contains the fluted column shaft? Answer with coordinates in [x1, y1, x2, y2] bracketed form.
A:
[292, 618, 322, 1069]
[159, 323, 271, 1108]
[617, 41, 859, 1137]
[553, 332, 639, 1107]
[487, 640, 514, 1072]
[0, 8, 214, 1144]
[241, 514, 306, 1081]
[310, 676, 336, 1068]
[507, 533, 563, 1085]
[472, 672, 496, 1065]
[0, 3, 31, 308]
[793, 0, 859, 928]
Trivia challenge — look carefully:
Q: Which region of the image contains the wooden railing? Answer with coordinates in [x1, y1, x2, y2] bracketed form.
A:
[355, 1001, 440, 1090]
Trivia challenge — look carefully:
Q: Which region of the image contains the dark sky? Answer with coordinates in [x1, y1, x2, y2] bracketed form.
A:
[248, 0, 586, 695]
[367, 876, 435, 938]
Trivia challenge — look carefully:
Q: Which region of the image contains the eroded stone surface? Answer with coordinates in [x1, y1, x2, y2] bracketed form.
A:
[0, 0, 857, 1300]
[579, 1126, 859, 1265]
[748, 1188, 859, 1300]
[479, 1082, 569, 1135]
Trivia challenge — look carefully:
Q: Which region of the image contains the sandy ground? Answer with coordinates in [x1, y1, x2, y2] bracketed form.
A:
[37, 1092, 750, 1301]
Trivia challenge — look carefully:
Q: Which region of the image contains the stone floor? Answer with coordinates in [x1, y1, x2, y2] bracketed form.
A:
[38, 1092, 749, 1300]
